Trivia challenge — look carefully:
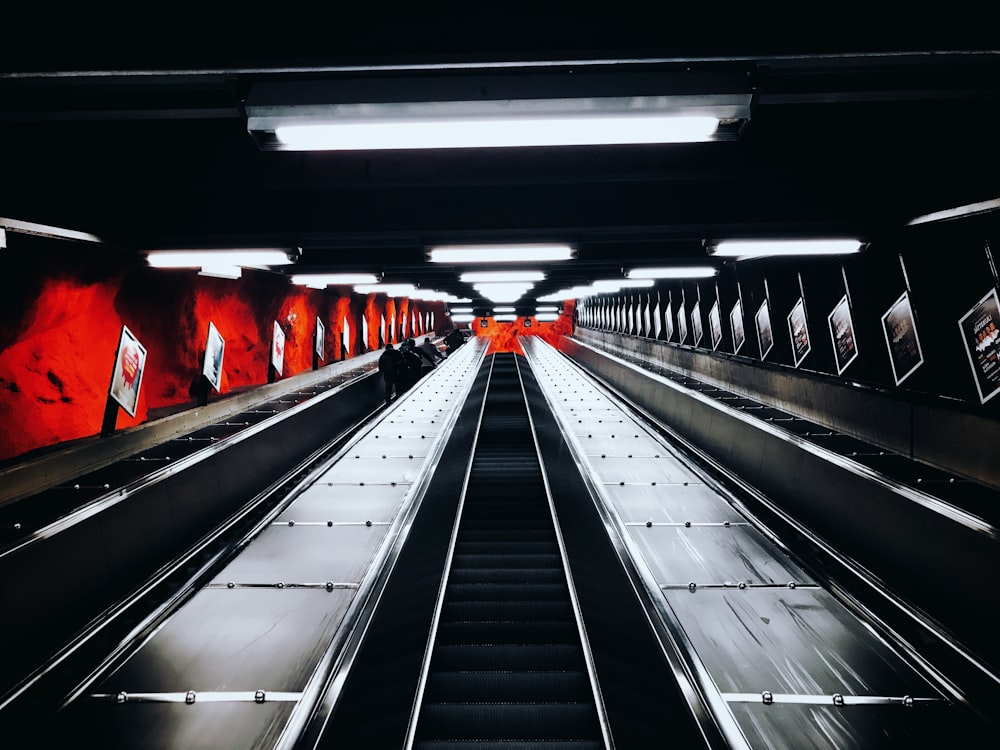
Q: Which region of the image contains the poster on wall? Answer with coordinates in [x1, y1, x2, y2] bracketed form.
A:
[314, 317, 325, 361]
[342, 316, 350, 359]
[709, 300, 722, 351]
[958, 287, 1000, 403]
[787, 297, 811, 368]
[653, 294, 662, 339]
[109, 324, 147, 417]
[203, 321, 225, 390]
[644, 295, 652, 337]
[664, 300, 674, 342]
[271, 320, 285, 376]
[361, 314, 369, 352]
[881, 291, 923, 385]
[691, 301, 703, 347]
[730, 299, 745, 354]
[827, 295, 858, 375]
[677, 305, 688, 344]
[755, 301, 774, 360]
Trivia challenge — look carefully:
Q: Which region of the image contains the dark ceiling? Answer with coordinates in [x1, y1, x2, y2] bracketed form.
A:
[2, 9, 999, 308]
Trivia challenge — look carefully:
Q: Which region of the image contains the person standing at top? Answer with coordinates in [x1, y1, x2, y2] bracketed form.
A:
[420, 336, 445, 365]
[378, 343, 403, 405]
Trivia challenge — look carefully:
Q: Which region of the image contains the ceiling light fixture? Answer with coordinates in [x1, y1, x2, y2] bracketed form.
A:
[428, 244, 575, 264]
[494, 314, 518, 322]
[708, 239, 863, 259]
[354, 283, 419, 296]
[291, 272, 380, 286]
[247, 73, 751, 151]
[535, 312, 560, 322]
[147, 249, 296, 269]
[460, 270, 546, 283]
[534, 306, 559, 313]
[908, 198, 1000, 226]
[474, 283, 534, 302]
[626, 266, 718, 279]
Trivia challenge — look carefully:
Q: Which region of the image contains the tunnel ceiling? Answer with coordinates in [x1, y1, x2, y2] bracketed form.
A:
[1, 9, 998, 307]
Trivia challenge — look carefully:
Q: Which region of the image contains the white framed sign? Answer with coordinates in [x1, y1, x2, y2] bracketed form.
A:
[827, 295, 858, 375]
[203, 321, 225, 391]
[691, 301, 703, 347]
[787, 297, 811, 368]
[881, 291, 923, 385]
[755, 301, 773, 360]
[958, 287, 1000, 403]
[730, 299, 745, 354]
[315, 317, 325, 361]
[709, 300, 722, 351]
[271, 320, 285, 376]
[109, 325, 147, 417]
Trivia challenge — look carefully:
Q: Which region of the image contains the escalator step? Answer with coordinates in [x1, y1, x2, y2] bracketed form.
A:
[448, 567, 565, 584]
[454, 541, 559, 555]
[415, 742, 603, 750]
[451, 553, 563, 568]
[433, 644, 584, 671]
[443, 600, 573, 620]
[426, 670, 594, 702]
[446, 583, 569, 601]
[417, 702, 600, 741]
[458, 529, 554, 543]
[436, 619, 579, 645]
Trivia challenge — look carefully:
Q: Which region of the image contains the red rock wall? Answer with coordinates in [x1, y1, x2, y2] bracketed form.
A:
[475, 302, 576, 355]
[0, 240, 446, 462]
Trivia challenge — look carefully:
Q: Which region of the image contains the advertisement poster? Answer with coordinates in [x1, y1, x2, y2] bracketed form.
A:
[958, 287, 1000, 403]
[653, 295, 662, 339]
[787, 297, 811, 367]
[644, 295, 652, 337]
[361, 313, 369, 352]
[664, 301, 674, 342]
[691, 301, 703, 347]
[755, 301, 774, 360]
[730, 299, 746, 354]
[827, 295, 858, 375]
[709, 300, 722, 351]
[881, 291, 923, 385]
[677, 305, 688, 344]
[109, 325, 147, 417]
[341, 316, 350, 359]
[203, 321, 225, 391]
[315, 317, 325, 361]
[271, 320, 285, 376]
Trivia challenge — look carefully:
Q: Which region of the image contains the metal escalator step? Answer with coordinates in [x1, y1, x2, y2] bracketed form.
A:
[443, 600, 573, 621]
[451, 553, 563, 568]
[436, 619, 579, 645]
[454, 541, 559, 555]
[415, 742, 603, 750]
[417, 702, 600, 741]
[426, 670, 594, 702]
[448, 567, 565, 584]
[458, 529, 555, 543]
[432, 644, 584, 672]
[445, 583, 569, 601]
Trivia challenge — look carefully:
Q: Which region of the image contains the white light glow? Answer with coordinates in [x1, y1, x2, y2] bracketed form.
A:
[534, 306, 559, 313]
[590, 278, 656, 292]
[276, 115, 719, 151]
[354, 283, 418, 296]
[536, 312, 560, 322]
[460, 270, 545, 283]
[428, 244, 575, 264]
[449, 307, 474, 314]
[626, 266, 718, 279]
[291, 273, 379, 286]
[147, 249, 294, 268]
[450, 314, 475, 323]
[494, 314, 518, 322]
[474, 283, 533, 302]
[710, 239, 863, 258]
[493, 307, 516, 313]
[198, 264, 242, 280]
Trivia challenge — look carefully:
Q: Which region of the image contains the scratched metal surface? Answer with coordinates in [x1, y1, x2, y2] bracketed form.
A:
[47, 340, 488, 749]
[523, 339, 960, 749]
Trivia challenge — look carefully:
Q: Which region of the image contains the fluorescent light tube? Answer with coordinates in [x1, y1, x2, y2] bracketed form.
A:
[198, 264, 242, 280]
[493, 306, 516, 313]
[536, 312, 560, 321]
[534, 306, 559, 313]
[449, 307, 474, 314]
[428, 244, 575, 264]
[710, 240, 863, 258]
[474, 283, 533, 302]
[148, 249, 294, 268]
[626, 266, 718, 279]
[460, 270, 545, 283]
[291, 273, 379, 286]
[450, 314, 475, 323]
[494, 314, 518, 322]
[275, 115, 719, 151]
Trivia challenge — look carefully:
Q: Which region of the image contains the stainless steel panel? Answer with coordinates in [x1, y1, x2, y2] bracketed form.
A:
[729, 697, 954, 750]
[628, 524, 809, 584]
[69, 700, 295, 749]
[274, 484, 409, 524]
[348, 440, 432, 459]
[97, 588, 354, 692]
[363, 434, 437, 452]
[590, 455, 701, 484]
[328, 455, 423, 485]
[210, 524, 388, 584]
[607, 484, 744, 524]
[568, 434, 650, 454]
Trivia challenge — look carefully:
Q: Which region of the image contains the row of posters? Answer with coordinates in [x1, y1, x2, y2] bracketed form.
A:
[579, 286, 1000, 404]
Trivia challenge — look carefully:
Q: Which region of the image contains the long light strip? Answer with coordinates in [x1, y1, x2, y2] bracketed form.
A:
[449, 307, 474, 314]
[493, 306, 516, 313]
[474, 283, 534, 302]
[535, 306, 559, 313]
[147, 249, 295, 268]
[494, 314, 518, 322]
[460, 270, 545, 283]
[590, 278, 655, 292]
[626, 266, 718, 279]
[291, 273, 379, 286]
[450, 314, 475, 323]
[275, 115, 719, 151]
[428, 244, 575, 263]
[535, 312, 560, 322]
[354, 283, 418, 296]
[709, 239, 862, 258]
[908, 198, 1000, 226]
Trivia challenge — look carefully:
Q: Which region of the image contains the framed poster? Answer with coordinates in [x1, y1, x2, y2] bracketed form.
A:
[677, 306, 688, 344]
[881, 291, 923, 385]
[203, 321, 225, 391]
[341, 316, 350, 358]
[958, 287, 1000, 403]
[827, 295, 858, 375]
[271, 320, 285, 376]
[109, 325, 147, 417]
[653, 296, 662, 339]
[315, 317, 325, 361]
[691, 301, 703, 347]
[664, 301, 674, 342]
[730, 299, 746, 354]
[755, 301, 774, 360]
[787, 297, 811, 368]
[709, 300, 722, 351]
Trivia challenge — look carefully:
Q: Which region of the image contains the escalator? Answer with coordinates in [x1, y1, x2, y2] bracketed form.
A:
[408, 353, 607, 748]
